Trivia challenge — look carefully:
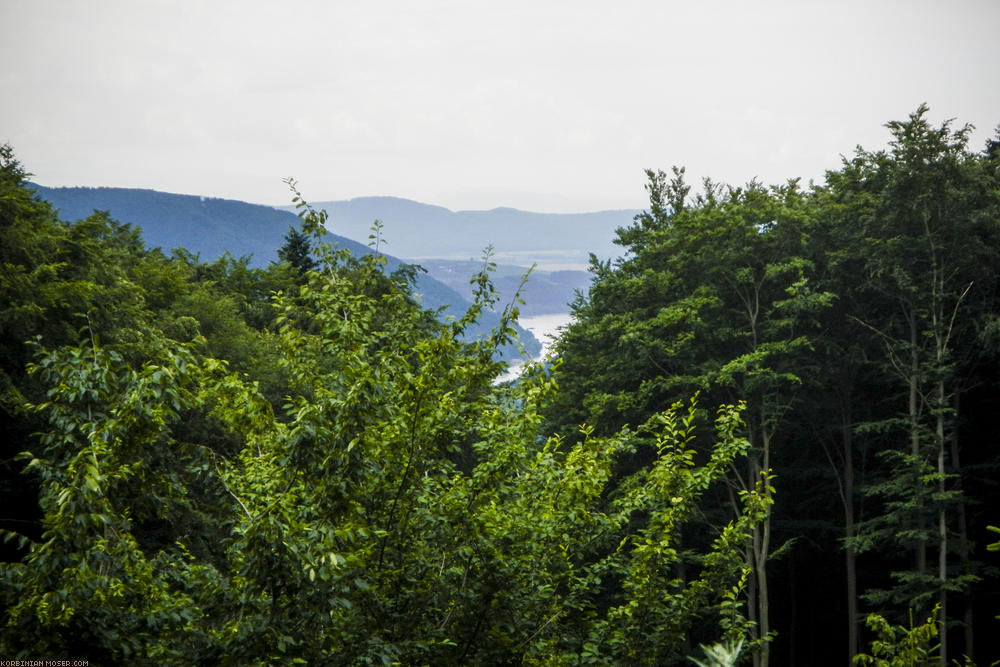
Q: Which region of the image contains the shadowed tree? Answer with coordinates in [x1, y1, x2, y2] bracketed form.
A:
[277, 225, 317, 276]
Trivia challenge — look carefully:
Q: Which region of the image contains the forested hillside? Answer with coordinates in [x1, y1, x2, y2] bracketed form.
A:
[29, 184, 313, 265]
[1, 106, 999, 665]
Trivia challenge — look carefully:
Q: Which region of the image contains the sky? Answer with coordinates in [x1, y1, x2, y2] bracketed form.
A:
[3, 0, 999, 213]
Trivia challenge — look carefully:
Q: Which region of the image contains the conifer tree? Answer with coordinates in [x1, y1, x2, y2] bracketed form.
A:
[277, 225, 317, 276]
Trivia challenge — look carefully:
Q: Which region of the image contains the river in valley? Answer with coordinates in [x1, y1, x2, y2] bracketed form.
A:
[496, 312, 573, 383]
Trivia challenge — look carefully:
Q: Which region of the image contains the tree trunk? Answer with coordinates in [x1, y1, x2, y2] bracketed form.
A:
[843, 409, 859, 662]
[933, 301, 948, 666]
[909, 314, 927, 575]
[754, 519, 770, 667]
[756, 421, 772, 667]
[951, 391, 974, 660]
[747, 541, 760, 667]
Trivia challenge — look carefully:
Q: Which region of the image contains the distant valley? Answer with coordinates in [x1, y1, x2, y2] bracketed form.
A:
[32, 187, 637, 320]
[278, 196, 639, 271]
[415, 259, 592, 318]
[277, 195, 640, 319]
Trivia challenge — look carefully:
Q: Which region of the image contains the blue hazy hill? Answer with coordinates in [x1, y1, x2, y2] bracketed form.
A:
[278, 196, 641, 270]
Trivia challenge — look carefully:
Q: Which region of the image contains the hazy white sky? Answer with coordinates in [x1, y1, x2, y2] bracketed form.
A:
[3, 0, 999, 212]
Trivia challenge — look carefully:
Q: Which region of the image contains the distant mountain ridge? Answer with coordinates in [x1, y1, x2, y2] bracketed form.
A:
[29, 184, 541, 356]
[33, 185, 332, 265]
[278, 196, 641, 270]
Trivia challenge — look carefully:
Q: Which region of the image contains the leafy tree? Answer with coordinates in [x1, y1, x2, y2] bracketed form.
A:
[548, 168, 832, 667]
[185, 250, 298, 331]
[828, 107, 1000, 663]
[0, 146, 179, 564]
[545, 108, 1000, 664]
[2, 341, 211, 663]
[852, 606, 941, 667]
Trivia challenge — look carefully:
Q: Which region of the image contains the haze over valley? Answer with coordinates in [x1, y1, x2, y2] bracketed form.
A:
[278, 197, 639, 271]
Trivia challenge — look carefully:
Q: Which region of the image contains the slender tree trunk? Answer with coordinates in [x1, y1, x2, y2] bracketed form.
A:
[931, 276, 953, 667]
[747, 540, 760, 667]
[843, 409, 859, 662]
[909, 314, 927, 575]
[937, 467, 947, 667]
[951, 391, 974, 660]
[746, 446, 768, 667]
[732, 477, 760, 667]
[756, 421, 772, 667]
[753, 519, 770, 667]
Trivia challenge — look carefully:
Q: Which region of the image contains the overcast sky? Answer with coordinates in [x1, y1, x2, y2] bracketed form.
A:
[3, 0, 999, 213]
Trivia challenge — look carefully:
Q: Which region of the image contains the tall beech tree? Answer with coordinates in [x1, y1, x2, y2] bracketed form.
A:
[793, 199, 883, 661]
[546, 108, 1000, 664]
[548, 169, 833, 667]
[828, 106, 1000, 663]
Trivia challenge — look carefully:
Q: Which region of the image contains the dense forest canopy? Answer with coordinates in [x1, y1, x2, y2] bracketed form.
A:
[546, 106, 1000, 665]
[1, 106, 999, 665]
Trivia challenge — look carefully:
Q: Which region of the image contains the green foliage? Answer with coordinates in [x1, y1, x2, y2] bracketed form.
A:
[547, 163, 831, 665]
[545, 108, 1000, 664]
[852, 606, 940, 667]
[548, 168, 831, 438]
[988, 526, 1000, 553]
[690, 637, 744, 667]
[830, 106, 998, 619]
[0, 174, 767, 663]
[3, 340, 209, 662]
